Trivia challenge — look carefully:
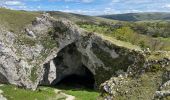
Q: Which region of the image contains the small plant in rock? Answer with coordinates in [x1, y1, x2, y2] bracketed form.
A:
[149, 64, 163, 72]
[30, 66, 38, 83]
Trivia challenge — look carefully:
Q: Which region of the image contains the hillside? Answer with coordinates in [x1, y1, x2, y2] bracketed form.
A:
[47, 11, 118, 23]
[99, 12, 170, 21]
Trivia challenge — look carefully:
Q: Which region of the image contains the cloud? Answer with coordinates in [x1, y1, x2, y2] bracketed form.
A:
[108, 0, 170, 14]
[112, 0, 156, 4]
[164, 4, 170, 8]
[4, 1, 24, 6]
[58, 9, 102, 15]
[49, 0, 94, 3]
[66, 0, 93, 3]
[112, 0, 121, 3]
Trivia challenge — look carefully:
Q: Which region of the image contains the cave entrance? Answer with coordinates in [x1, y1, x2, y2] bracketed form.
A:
[56, 65, 95, 89]
[48, 43, 95, 89]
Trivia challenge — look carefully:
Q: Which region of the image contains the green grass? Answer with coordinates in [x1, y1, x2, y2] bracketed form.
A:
[56, 85, 100, 100]
[96, 33, 141, 50]
[16, 35, 37, 46]
[0, 8, 40, 33]
[0, 85, 66, 100]
[148, 51, 170, 60]
[0, 84, 100, 100]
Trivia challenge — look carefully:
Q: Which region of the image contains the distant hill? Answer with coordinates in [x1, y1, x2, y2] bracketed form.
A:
[99, 12, 170, 21]
[47, 11, 117, 23]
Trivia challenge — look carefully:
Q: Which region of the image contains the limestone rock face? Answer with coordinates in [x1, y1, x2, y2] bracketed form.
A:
[0, 26, 38, 90]
[38, 15, 148, 88]
[0, 13, 169, 95]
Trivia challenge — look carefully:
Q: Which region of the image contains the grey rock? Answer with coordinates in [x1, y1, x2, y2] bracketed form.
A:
[25, 28, 36, 38]
[154, 91, 170, 99]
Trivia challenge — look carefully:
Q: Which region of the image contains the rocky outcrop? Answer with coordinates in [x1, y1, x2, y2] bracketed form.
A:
[39, 17, 146, 87]
[0, 12, 169, 97]
[100, 56, 170, 100]
[0, 25, 40, 90]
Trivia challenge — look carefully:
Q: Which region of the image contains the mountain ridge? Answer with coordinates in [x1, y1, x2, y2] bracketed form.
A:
[98, 12, 170, 21]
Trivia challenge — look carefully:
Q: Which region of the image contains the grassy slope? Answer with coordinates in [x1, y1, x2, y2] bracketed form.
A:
[0, 84, 100, 100]
[79, 24, 170, 51]
[0, 8, 40, 33]
[0, 85, 66, 100]
[99, 12, 170, 21]
[95, 33, 141, 50]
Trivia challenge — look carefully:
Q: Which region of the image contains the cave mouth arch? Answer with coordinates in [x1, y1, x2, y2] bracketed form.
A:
[42, 42, 96, 89]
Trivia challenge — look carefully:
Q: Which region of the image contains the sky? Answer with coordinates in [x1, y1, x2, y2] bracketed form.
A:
[0, 0, 170, 15]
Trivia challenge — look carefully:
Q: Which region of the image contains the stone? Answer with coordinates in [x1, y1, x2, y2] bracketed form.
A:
[154, 91, 170, 99]
[25, 28, 36, 38]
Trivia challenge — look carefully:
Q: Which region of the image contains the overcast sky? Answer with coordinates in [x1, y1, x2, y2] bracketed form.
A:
[1, 0, 170, 15]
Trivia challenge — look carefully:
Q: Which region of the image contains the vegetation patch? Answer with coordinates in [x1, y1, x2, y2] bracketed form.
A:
[16, 35, 37, 47]
[40, 34, 58, 50]
[0, 85, 65, 100]
[30, 66, 38, 83]
[149, 64, 163, 72]
[39, 28, 59, 50]
[148, 51, 170, 60]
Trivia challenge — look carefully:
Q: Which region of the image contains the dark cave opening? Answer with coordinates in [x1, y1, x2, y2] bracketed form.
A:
[56, 65, 95, 89]
[44, 43, 96, 89]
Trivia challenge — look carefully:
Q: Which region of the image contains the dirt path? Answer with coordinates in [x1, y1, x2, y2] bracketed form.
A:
[54, 89, 75, 100]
